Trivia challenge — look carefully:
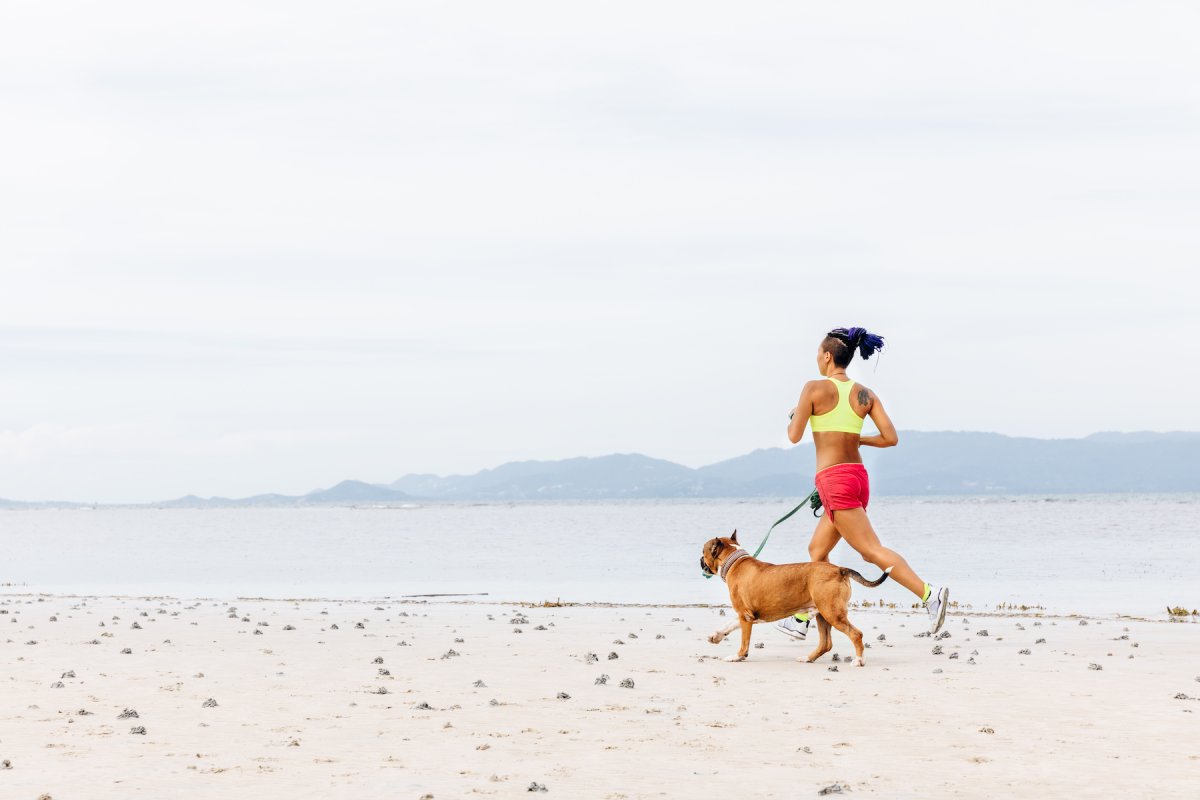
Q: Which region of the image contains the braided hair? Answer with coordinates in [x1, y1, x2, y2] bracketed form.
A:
[821, 327, 885, 368]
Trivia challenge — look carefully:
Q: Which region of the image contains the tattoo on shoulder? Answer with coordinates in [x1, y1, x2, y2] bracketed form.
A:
[857, 388, 871, 407]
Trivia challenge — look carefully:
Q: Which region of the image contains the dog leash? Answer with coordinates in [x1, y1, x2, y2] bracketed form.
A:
[703, 489, 823, 579]
[751, 488, 823, 558]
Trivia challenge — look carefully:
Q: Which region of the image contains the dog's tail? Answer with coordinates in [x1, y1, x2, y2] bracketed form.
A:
[842, 565, 892, 588]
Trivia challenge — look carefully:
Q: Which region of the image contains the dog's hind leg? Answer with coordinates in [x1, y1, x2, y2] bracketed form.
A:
[822, 609, 866, 666]
[725, 619, 753, 662]
[802, 615, 833, 664]
[708, 618, 740, 645]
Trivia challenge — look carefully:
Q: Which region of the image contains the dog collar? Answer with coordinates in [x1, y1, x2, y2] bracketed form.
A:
[718, 548, 751, 582]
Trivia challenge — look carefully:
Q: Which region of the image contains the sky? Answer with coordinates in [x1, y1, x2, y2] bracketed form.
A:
[1, 1, 1198, 502]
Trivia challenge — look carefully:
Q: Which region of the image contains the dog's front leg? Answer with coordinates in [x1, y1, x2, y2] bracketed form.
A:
[708, 618, 740, 645]
[724, 619, 753, 662]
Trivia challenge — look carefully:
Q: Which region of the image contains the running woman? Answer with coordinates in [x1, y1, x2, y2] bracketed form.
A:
[775, 327, 949, 640]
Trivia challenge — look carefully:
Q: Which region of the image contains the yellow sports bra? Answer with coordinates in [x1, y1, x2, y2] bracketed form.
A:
[809, 377, 865, 434]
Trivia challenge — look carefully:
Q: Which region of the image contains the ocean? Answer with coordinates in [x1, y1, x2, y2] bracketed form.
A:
[2, 494, 1197, 617]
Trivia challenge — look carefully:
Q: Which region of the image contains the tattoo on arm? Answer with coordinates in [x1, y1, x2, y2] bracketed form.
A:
[857, 388, 871, 407]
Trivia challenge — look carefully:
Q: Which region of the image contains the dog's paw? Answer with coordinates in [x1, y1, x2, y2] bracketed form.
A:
[707, 633, 725, 645]
[724, 654, 746, 662]
[855, 657, 865, 667]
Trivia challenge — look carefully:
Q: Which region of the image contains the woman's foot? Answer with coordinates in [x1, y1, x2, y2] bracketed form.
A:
[775, 615, 811, 641]
[926, 586, 949, 634]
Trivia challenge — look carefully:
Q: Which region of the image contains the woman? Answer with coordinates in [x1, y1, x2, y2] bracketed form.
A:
[775, 326, 949, 640]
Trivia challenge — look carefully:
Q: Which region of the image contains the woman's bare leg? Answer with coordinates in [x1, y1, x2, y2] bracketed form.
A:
[807, 512, 841, 562]
[829, 507, 925, 598]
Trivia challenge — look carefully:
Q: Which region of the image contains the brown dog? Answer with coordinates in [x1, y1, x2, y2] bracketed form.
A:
[700, 531, 890, 666]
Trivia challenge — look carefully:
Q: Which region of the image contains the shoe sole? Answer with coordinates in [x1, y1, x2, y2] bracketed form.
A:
[930, 588, 950, 634]
[775, 626, 807, 641]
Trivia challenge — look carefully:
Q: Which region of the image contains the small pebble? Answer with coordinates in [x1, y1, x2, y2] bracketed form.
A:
[527, 782, 548, 793]
[607, 652, 619, 660]
[828, 665, 838, 672]
[976, 630, 989, 637]
[129, 726, 146, 735]
[595, 674, 609, 685]
[202, 698, 218, 708]
[619, 678, 635, 689]
[557, 692, 570, 700]
[1088, 663, 1103, 671]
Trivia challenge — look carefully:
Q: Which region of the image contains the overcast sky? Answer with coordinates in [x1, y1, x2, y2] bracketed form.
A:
[2, 2, 1198, 502]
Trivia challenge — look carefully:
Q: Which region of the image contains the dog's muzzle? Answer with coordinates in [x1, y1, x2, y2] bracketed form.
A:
[700, 556, 714, 578]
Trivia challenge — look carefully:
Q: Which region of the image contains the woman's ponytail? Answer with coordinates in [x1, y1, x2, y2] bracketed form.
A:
[825, 327, 886, 366]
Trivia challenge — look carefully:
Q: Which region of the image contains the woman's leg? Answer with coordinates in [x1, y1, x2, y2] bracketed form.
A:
[807, 512, 841, 562]
[828, 507, 926, 598]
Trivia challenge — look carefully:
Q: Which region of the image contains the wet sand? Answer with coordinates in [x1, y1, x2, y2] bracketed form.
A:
[1, 594, 1197, 798]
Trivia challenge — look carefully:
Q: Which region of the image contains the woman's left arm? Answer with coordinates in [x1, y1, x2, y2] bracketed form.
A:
[787, 382, 816, 444]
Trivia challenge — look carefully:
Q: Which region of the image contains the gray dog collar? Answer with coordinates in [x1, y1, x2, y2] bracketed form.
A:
[718, 548, 751, 582]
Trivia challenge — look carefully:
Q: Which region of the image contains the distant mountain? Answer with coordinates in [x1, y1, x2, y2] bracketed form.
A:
[387, 430, 1200, 500]
[6, 431, 1197, 508]
[390, 454, 716, 499]
[869, 430, 1200, 494]
[159, 480, 413, 508]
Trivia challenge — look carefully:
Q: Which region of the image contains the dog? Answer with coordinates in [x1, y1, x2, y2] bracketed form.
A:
[700, 530, 890, 666]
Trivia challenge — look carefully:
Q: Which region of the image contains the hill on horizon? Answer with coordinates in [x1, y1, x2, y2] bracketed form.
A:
[4, 430, 1196, 508]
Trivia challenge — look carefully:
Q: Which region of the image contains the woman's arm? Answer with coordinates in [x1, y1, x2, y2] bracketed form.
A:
[859, 391, 899, 447]
[787, 381, 817, 444]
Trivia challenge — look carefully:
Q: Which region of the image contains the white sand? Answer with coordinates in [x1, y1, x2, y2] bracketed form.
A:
[1, 594, 1197, 799]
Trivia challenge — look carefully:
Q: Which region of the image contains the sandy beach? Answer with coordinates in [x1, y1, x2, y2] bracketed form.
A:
[1, 594, 1197, 799]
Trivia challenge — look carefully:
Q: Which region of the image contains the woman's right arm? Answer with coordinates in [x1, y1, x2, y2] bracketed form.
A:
[860, 392, 899, 448]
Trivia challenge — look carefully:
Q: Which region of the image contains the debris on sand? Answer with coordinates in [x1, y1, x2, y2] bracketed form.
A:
[527, 782, 548, 793]
[1088, 663, 1103, 671]
[473, 680, 487, 688]
[202, 698, 218, 708]
[118, 708, 139, 719]
[607, 652, 619, 660]
[818, 783, 849, 795]
[619, 678, 635, 689]
[557, 692, 570, 700]
[976, 630, 989, 637]
[595, 674, 609, 685]
[129, 726, 147, 735]
[828, 665, 838, 672]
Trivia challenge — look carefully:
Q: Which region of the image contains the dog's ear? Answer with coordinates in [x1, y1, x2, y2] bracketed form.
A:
[730, 529, 738, 545]
[708, 540, 721, 561]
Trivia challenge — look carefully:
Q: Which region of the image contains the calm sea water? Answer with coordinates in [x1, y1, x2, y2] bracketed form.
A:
[1, 495, 1197, 617]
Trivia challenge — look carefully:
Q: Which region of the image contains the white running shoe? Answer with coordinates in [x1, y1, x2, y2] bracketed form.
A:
[926, 586, 950, 634]
[775, 615, 810, 641]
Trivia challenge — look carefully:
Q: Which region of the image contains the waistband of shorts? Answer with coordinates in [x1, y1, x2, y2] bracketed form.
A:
[815, 462, 868, 476]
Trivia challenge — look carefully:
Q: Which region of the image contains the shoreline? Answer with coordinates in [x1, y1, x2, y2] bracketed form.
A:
[3, 590, 1197, 625]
